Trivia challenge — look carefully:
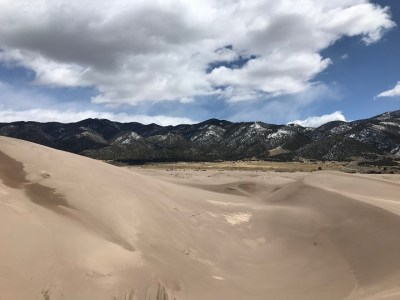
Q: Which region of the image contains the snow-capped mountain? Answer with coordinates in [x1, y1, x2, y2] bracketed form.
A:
[0, 110, 399, 162]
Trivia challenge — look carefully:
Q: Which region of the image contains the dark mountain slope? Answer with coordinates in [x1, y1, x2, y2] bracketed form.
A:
[0, 110, 399, 162]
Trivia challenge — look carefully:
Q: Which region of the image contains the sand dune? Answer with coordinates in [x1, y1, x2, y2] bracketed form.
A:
[1, 136, 400, 300]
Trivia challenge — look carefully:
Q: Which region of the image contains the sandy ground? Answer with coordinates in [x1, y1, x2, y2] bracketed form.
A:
[1, 136, 400, 300]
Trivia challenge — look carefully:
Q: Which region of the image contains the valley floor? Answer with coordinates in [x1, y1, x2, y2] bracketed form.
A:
[126, 159, 400, 174]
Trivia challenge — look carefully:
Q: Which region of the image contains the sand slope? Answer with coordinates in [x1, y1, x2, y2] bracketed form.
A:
[1, 136, 400, 300]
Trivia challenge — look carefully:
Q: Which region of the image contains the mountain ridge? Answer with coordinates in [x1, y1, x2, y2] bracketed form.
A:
[0, 110, 399, 163]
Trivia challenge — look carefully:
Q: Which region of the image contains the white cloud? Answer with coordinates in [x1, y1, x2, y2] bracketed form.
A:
[341, 54, 349, 60]
[0, 109, 195, 126]
[288, 111, 346, 127]
[209, 52, 332, 101]
[376, 81, 400, 98]
[0, 0, 395, 104]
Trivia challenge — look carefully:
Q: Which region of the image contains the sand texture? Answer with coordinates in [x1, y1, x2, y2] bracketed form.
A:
[1, 136, 400, 300]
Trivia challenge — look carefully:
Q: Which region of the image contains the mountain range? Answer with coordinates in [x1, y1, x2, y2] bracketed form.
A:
[0, 110, 399, 163]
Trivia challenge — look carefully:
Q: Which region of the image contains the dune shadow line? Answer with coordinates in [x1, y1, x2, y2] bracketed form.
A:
[0, 150, 134, 252]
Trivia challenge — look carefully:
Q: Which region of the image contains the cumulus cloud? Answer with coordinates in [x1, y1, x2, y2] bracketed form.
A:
[0, 109, 195, 126]
[376, 82, 400, 98]
[0, 0, 395, 104]
[288, 111, 346, 127]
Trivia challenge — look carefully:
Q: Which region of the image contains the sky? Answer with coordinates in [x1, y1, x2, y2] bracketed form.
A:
[0, 0, 399, 127]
